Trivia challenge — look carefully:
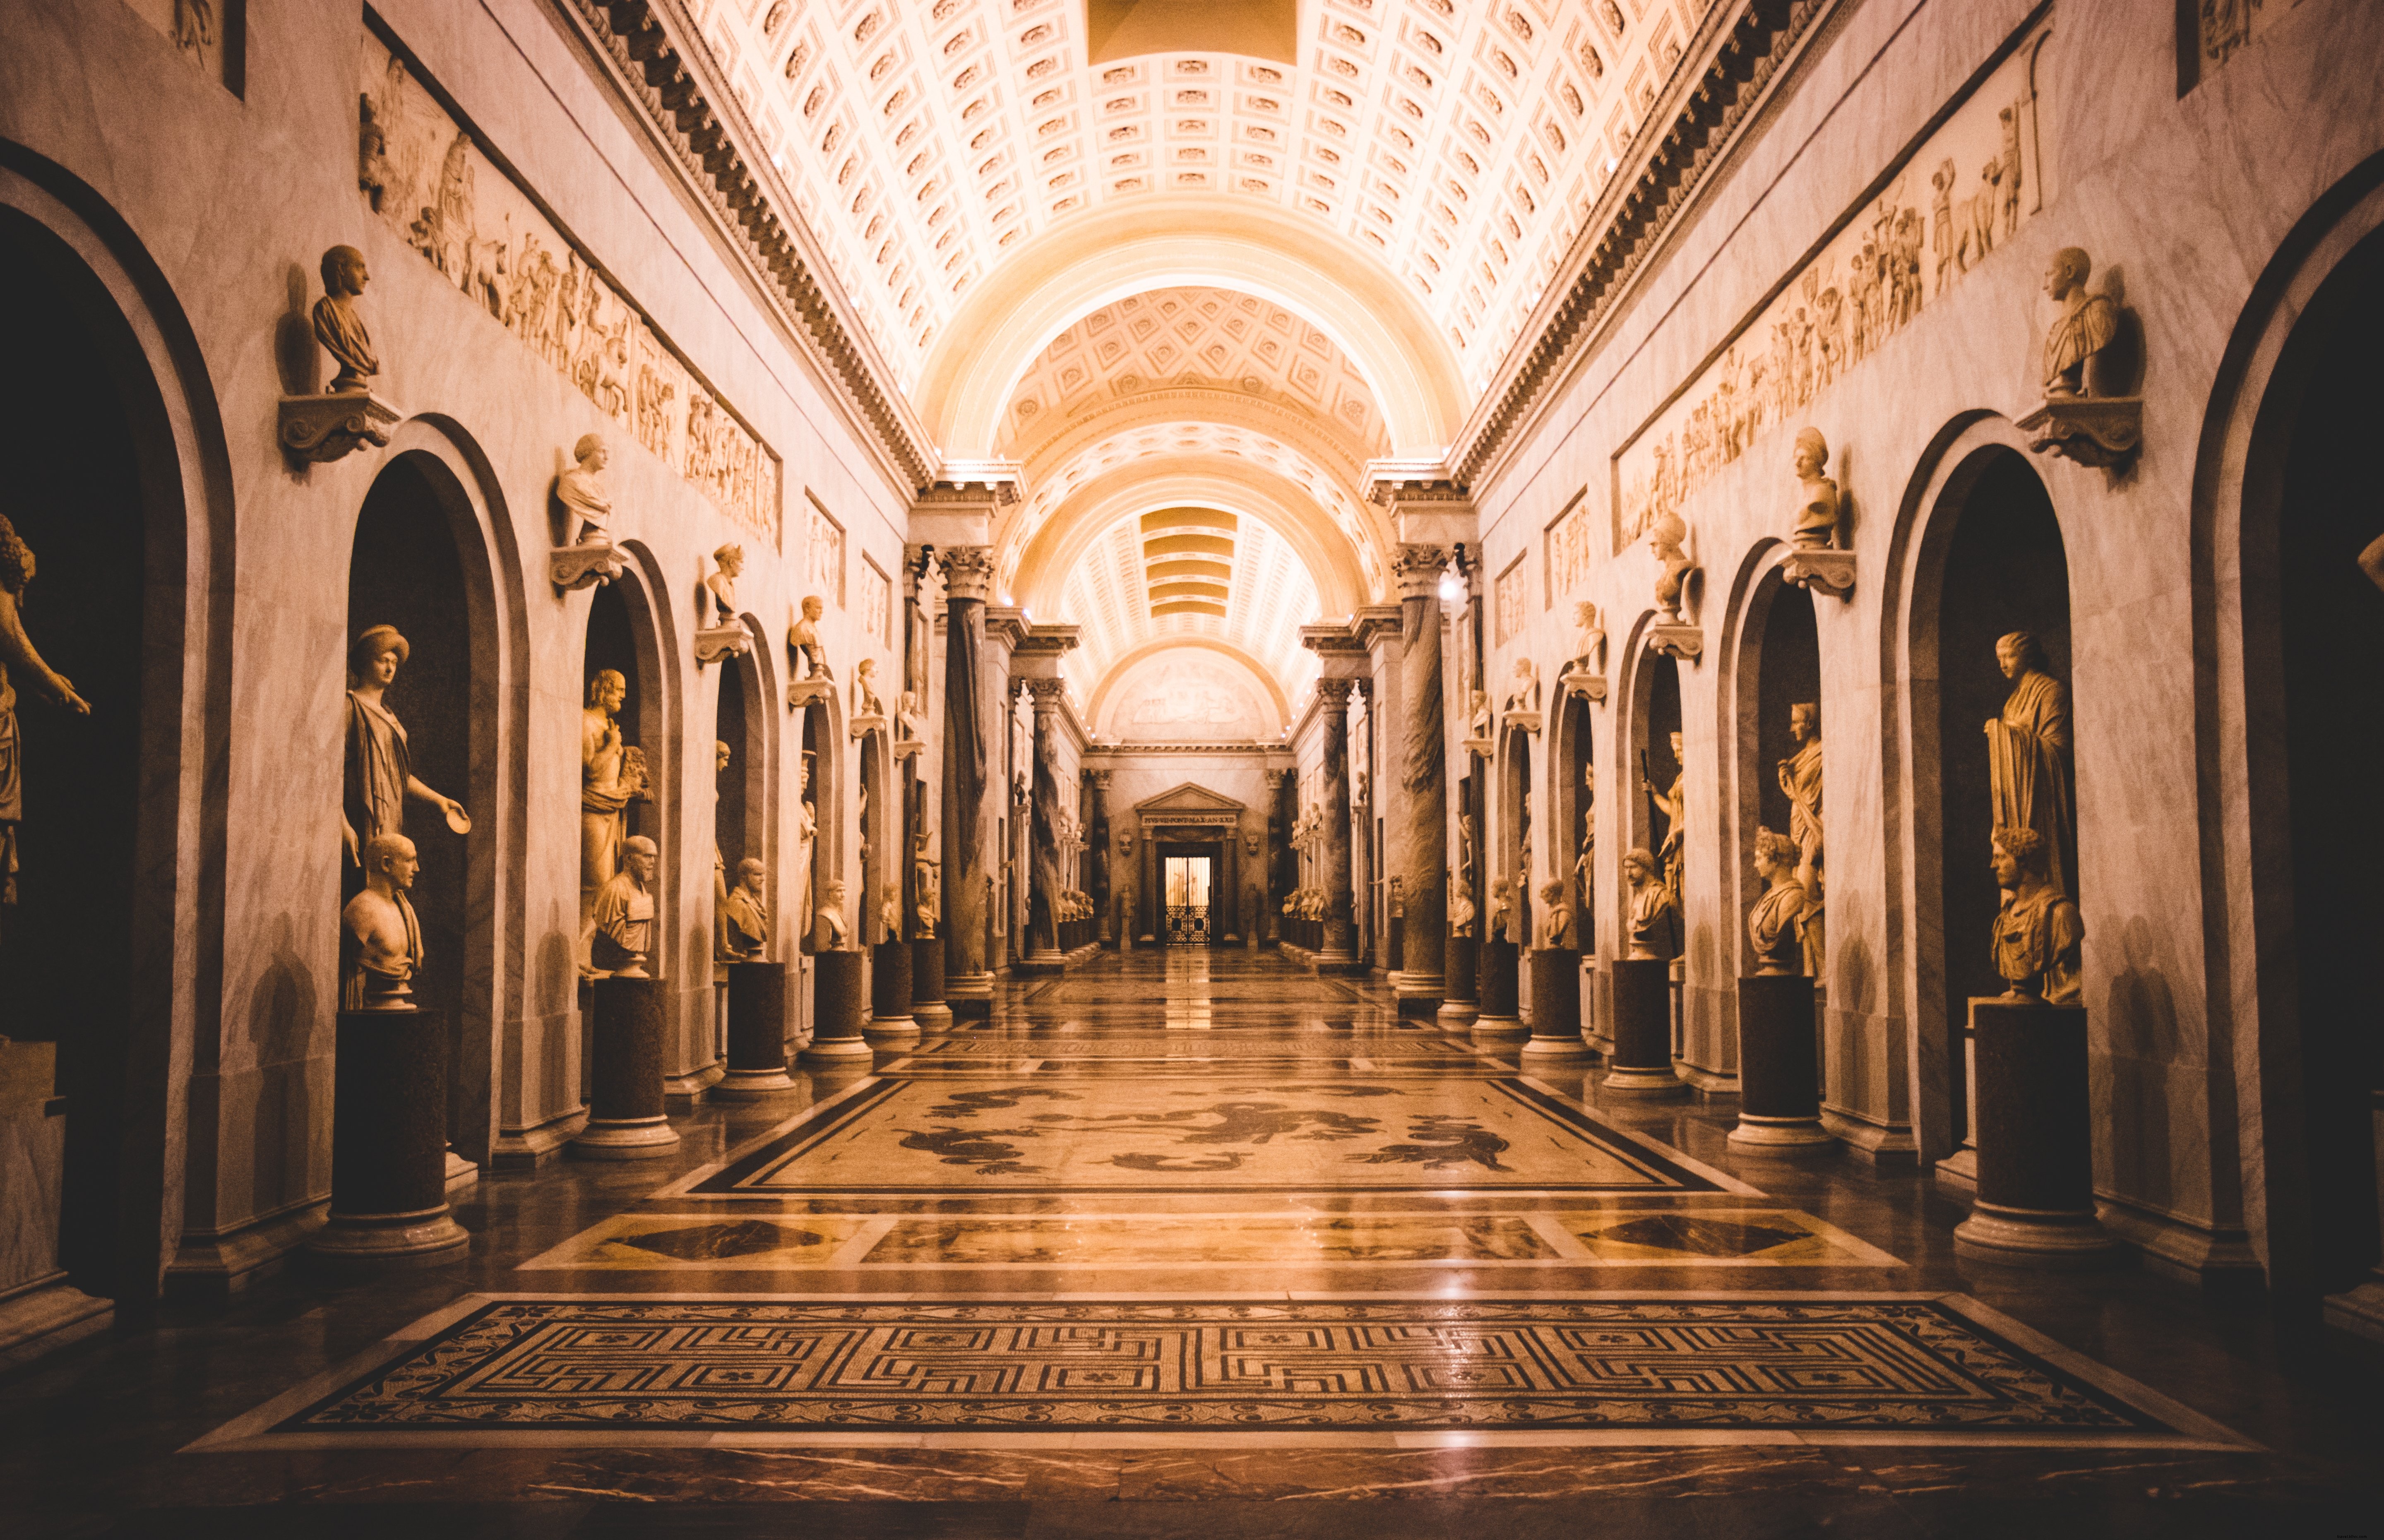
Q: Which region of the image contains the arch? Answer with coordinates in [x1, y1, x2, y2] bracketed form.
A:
[0, 149, 232, 1307]
[1081, 634, 1294, 739]
[859, 725, 894, 946]
[1499, 721, 1535, 955]
[1551, 685, 1596, 961]
[344, 422, 530, 1173]
[795, 680, 847, 955]
[710, 625, 776, 979]
[1717, 541, 1820, 979]
[580, 543, 678, 999]
[916, 200, 1469, 456]
[2190, 154, 2384, 1309]
[1879, 417, 2073, 1170]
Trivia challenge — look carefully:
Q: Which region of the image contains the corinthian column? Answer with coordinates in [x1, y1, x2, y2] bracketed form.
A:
[1393, 543, 1449, 1011]
[1023, 678, 1067, 970]
[939, 547, 995, 1013]
[1315, 678, 1358, 969]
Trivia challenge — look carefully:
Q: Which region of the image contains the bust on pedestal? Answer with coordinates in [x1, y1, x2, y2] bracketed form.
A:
[1605, 848, 1686, 1096]
[1521, 879, 1589, 1062]
[1730, 829, 1832, 1152]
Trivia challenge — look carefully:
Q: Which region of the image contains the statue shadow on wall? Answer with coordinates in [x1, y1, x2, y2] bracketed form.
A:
[2084, 263, 2146, 489]
[274, 262, 318, 396]
[247, 912, 317, 1211]
[535, 928, 577, 1019]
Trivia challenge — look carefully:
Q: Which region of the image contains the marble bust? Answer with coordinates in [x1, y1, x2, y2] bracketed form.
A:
[341, 832, 422, 1009]
[704, 544, 743, 628]
[1488, 875, 1514, 942]
[880, 882, 901, 939]
[816, 877, 850, 951]
[1504, 656, 1542, 717]
[1746, 827, 1808, 976]
[1990, 826, 2082, 1005]
[2041, 246, 2117, 398]
[1536, 878, 1575, 950]
[853, 656, 884, 720]
[1623, 847, 1681, 962]
[789, 594, 832, 687]
[1569, 601, 1606, 674]
[1791, 428, 1840, 549]
[1649, 510, 1694, 623]
[555, 434, 614, 548]
[312, 245, 379, 393]
[1449, 867, 1476, 937]
[720, 857, 769, 960]
[590, 834, 657, 978]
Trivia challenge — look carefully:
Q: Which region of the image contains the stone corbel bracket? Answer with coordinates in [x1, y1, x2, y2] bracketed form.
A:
[1502, 709, 1543, 737]
[550, 542, 627, 591]
[1461, 734, 1496, 756]
[1560, 667, 1609, 703]
[1647, 622, 1706, 662]
[892, 733, 923, 762]
[279, 391, 399, 465]
[693, 623, 751, 666]
[1780, 547, 1856, 598]
[849, 712, 888, 741]
[2017, 397, 2144, 469]
[786, 676, 833, 711]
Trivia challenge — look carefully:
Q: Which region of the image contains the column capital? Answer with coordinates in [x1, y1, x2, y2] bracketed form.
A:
[1314, 677, 1358, 709]
[1089, 769, 1113, 790]
[1022, 677, 1068, 707]
[939, 545, 997, 602]
[1262, 768, 1289, 790]
[1393, 543, 1452, 601]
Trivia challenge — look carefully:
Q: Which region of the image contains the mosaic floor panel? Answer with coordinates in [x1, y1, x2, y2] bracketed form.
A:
[671, 1074, 1743, 1197]
[196, 1294, 2250, 1451]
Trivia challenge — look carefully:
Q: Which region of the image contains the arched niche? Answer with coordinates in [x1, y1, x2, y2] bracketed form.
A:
[1552, 687, 1595, 958]
[859, 725, 893, 945]
[1726, 557, 1821, 980]
[0, 170, 228, 1308]
[1901, 444, 2072, 1168]
[579, 546, 675, 1002]
[1499, 722, 1535, 949]
[710, 626, 774, 961]
[795, 685, 846, 953]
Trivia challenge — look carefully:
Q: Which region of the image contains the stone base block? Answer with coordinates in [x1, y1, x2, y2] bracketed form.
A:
[0, 1278, 112, 1371]
[305, 1204, 470, 1266]
[1604, 957, 1684, 1098]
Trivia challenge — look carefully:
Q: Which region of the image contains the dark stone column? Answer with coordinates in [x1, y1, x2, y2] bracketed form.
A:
[570, 978, 682, 1156]
[715, 961, 795, 1099]
[1021, 679, 1066, 970]
[1526, 948, 1580, 1053]
[1392, 544, 1447, 1014]
[1731, 974, 1833, 1151]
[1605, 958, 1685, 1095]
[1953, 999, 2122, 1267]
[911, 934, 947, 1021]
[868, 937, 916, 1039]
[307, 1008, 469, 1264]
[940, 548, 994, 1013]
[1316, 679, 1358, 968]
[1089, 770, 1114, 944]
[803, 949, 870, 1064]
[1478, 938, 1522, 1030]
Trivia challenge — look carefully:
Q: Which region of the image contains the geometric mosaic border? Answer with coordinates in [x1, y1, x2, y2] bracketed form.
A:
[190, 1293, 2254, 1452]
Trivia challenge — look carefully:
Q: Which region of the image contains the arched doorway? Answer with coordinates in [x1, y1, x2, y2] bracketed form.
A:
[345, 452, 498, 1168]
[1922, 449, 2072, 1178]
[1735, 571, 1821, 981]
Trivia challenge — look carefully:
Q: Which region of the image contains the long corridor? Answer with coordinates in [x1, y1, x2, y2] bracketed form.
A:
[10, 952, 2379, 1536]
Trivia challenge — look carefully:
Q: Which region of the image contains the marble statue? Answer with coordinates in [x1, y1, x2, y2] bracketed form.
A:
[895, 688, 924, 746]
[853, 656, 884, 720]
[1388, 874, 1403, 919]
[312, 245, 379, 392]
[1573, 764, 1596, 916]
[1488, 875, 1514, 942]
[1449, 868, 1476, 937]
[1644, 730, 1686, 907]
[580, 668, 645, 963]
[1504, 656, 1543, 718]
[341, 625, 468, 869]
[880, 882, 901, 939]
[721, 857, 769, 959]
[1623, 847, 1682, 961]
[590, 833, 657, 978]
[1746, 827, 1809, 976]
[704, 544, 743, 628]
[1466, 688, 1493, 743]
[340, 832, 422, 1009]
[2360, 531, 2384, 594]
[915, 829, 940, 937]
[1649, 509, 1694, 624]
[711, 740, 731, 959]
[0, 516, 90, 911]
[788, 594, 832, 684]
[1985, 630, 2073, 899]
[1570, 602, 1606, 674]
[2040, 247, 2117, 398]
[1791, 428, 1841, 549]
[816, 877, 850, 951]
[1990, 825, 2083, 1004]
[1536, 878, 1575, 950]
[555, 434, 615, 548]
[793, 752, 817, 930]
[1776, 701, 1824, 973]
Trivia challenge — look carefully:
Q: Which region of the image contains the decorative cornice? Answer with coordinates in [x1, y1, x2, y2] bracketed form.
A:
[923, 465, 1027, 507]
[1364, 465, 1471, 507]
[1449, 0, 1831, 489]
[565, 0, 937, 487]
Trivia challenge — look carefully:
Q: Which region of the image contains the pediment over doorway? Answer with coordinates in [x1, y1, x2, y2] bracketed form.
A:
[1133, 781, 1247, 817]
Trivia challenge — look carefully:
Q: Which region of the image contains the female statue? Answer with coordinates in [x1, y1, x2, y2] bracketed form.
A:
[0, 516, 90, 915]
[1776, 701, 1824, 973]
[342, 624, 468, 871]
[1644, 729, 1687, 906]
[581, 669, 643, 954]
[1985, 630, 2073, 898]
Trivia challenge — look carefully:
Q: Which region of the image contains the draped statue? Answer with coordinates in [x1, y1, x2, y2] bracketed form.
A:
[1775, 701, 1824, 974]
[581, 669, 646, 967]
[1984, 631, 2074, 899]
[0, 515, 91, 917]
[342, 625, 468, 881]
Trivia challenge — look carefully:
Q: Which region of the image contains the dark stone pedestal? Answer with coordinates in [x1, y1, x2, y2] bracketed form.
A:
[802, 949, 872, 1064]
[307, 1008, 469, 1265]
[713, 962, 795, 1100]
[1387, 912, 1404, 972]
[1475, 937, 1523, 1035]
[911, 935, 950, 1029]
[1729, 973, 1833, 1152]
[570, 978, 680, 1159]
[1954, 998, 2122, 1269]
[1438, 931, 1479, 1027]
[1521, 947, 1589, 1062]
[868, 939, 917, 1040]
[1603, 958, 1685, 1096]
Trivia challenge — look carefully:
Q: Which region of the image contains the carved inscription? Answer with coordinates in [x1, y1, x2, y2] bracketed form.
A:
[1611, 30, 2048, 555]
[358, 35, 781, 547]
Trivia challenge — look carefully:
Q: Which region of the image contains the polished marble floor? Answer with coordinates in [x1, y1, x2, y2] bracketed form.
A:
[5, 950, 2381, 1537]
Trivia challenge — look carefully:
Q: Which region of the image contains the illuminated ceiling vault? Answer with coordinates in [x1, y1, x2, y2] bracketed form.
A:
[694, 0, 1721, 716]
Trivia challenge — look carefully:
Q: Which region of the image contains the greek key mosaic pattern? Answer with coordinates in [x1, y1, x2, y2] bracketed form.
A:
[279, 1297, 2177, 1436]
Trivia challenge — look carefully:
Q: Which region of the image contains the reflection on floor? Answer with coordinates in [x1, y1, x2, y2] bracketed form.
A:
[8, 950, 2382, 1536]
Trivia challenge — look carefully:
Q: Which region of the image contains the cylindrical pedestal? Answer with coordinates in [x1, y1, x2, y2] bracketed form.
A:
[1474, 937, 1524, 1034]
[868, 938, 918, 1040]
[1437, 931, 1479, 1027]
[1520, 947, 1589, 1062]
[1954, 999, 2122, 1269]
[1729, 973, 1833, 1151]
[1386, 911, 1404, 972]
[713, 961, 796, 1100]
[308, 1008, 469, 1264]
[570, 977, 681, 1158]
[801, 949, 873, 1063]
[1603, 957, 1685, 1095]
[911, 935, 951, 1029]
